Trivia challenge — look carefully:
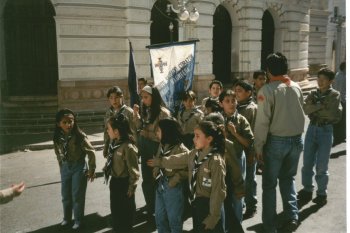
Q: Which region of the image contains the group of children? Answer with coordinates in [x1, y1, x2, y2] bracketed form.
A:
[52, 64, 342, 233]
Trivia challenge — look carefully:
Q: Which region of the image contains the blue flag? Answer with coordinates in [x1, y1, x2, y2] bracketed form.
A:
[148, 40, 197, 114]
[128, 41, 138, 107]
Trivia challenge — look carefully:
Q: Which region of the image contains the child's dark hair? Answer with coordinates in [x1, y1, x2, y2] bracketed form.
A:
[107, 86, 123, 98]
[141, 86, 164, 124]
[253, 70, 267, 79]
[204, 112, 225, 126]
[209, 80, 223, 89]
[181, 90, 197, 101]
[53, 108, 85, 144]
[339, 62, 346, 72]
[205, 98, 222, 113]
[138, 78, 147, 84]
[197, 121, 225, 155]
[318, 68, 335, 81]
[219, 89, 236, 103]
[234, 80, 253, 92]
[158, 117, 184, 145]
[107, 114, 135, 143]
[266, 52, 288, 76]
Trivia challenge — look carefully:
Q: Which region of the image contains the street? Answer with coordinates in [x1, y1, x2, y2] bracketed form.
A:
[0, 134, 347, 233]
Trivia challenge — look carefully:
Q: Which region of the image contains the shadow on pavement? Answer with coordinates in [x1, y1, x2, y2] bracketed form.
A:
[298, 204, 323, 223]
[26, 212, 108, 233]
[246, 222, 263, 233]
[330, 150, 346, 159]
[0, 128, 103, 155]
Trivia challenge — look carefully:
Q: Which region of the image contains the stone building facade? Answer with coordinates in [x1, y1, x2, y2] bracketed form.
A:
[0, 0, 346, 112]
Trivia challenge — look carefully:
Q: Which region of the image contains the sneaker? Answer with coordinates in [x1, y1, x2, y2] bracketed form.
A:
[60, 220, 69, 226]
[312, 195, 327, 205]
[243, 208, 257, 220]
[72, 222, 81, 230]
[278, 219, 299, 232]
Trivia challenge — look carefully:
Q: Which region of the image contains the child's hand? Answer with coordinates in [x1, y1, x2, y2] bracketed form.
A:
[87, 170, 96, 182]
[133, 104, 139, 114]
[147, 159, 156, 167]
[127, 190, 134, 198]
[227, 122, 237, 135]
[256, 153, 264, 165]
[12, 182, 25, 197]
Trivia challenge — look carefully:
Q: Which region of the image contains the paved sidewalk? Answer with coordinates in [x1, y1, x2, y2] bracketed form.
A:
[0, 115, 347, 233]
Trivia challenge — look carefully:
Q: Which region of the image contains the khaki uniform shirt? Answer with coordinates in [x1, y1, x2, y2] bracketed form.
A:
[134, 106, 171, 142]
[254, 76, 305, 154]
[303, 88, 342, 124]
[103, 105, 135, 157]
[201, 96, 219, 112]
[111, 141, 140, 193]
[237, 99, 257, 162]
[223, 111, 254, 158]
[154, 147, 226, 229]
[224, 139, 245, 198]
[153, 143, 189, 187]
[237, 99, 257, 131]
[54, 133, 96, 173]
[177, 108, 204, 134]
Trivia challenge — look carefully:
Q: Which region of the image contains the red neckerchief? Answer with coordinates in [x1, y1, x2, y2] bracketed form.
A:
[269, 75, 291, 86]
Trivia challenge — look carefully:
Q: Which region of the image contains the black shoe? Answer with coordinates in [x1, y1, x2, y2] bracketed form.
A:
[278, 219, 298, 232]
[297, 190, 312, 202]
[243, 208, 257, 220]
[312, 195, 327, 205]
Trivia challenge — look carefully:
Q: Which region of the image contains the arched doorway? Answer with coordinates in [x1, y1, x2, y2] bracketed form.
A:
[213, 5, 232, 84]
[4, 0, 58, 96]
[150, 0, 178, 45]
[261, 10, 275, 70]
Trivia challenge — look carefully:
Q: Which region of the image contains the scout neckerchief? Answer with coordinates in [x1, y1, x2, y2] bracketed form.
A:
[104, 140, 125, 184]
[269, 75, 291, 86]
[59, 132, 72, 162]
[141, 106, 152, 129]
[313, 88, 332, 104]
[237, 97, 253, 111]
[189, 147, 218, 202]
[155, 144, 176, 190]
[224, 110, 238, 125]
[180, 107, 199, 124]
[309, 88, 332, 122]
[109, 104, 126, 117]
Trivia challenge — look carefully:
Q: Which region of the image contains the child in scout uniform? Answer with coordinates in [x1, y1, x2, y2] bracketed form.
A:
[204, 113, 245, 233]
[233, 81, 258, 219]
[153, 118, 189, 233]
[133, 85, 171, 221]
[53, 109, 96, 230]
[104, 114, 139, 233]
[219, 89, 254, 223]
[252, 70, 267, 103]
[298, 68, 342, 206]
[177, 90, 204, 149]
[103, 86, 134, 158]
[148, 121, 226, 233]
[204, 98, 222, 115]
[201, 80, 223, 112]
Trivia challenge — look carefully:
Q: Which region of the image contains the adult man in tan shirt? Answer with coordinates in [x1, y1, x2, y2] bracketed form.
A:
[254, 53, 305, 233]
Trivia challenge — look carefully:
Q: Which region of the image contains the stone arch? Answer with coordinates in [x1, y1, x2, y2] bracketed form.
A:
[213, 5, 232, 84]
[212, 1, 240, 83]
[3, 0, 58, 96]
[150, 0, 179, 45]
[260, 7, 283, 69]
